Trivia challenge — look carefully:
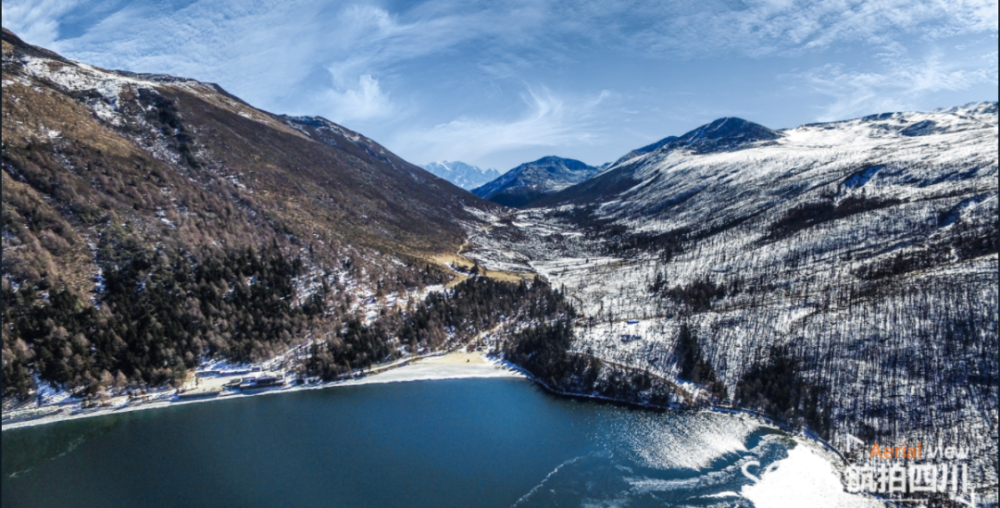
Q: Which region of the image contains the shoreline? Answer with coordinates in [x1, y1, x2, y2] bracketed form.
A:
[1, 351, 523, 432]
[3, 353, 887, 506]
[504, 361, 894, 507]
[3, 351, 849, 464]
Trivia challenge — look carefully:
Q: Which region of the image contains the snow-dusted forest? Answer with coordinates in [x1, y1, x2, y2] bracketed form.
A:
[464, 103, 999, 494]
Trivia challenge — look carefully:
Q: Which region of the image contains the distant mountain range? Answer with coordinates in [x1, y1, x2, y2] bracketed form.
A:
[471, 118, 779, 208]
[420, 161, 500, 190]
[542, 105, 997, 207]
[471, 156, 602, 208]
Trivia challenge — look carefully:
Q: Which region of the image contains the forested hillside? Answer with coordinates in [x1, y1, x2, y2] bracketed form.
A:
[1, 29, 491, 398]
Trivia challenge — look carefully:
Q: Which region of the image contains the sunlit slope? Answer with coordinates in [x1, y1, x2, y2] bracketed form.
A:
[1, 29, 494, 396]
[2, 28, 493, 293]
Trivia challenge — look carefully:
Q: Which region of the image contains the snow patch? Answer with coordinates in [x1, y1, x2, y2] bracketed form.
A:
[342, 358, 522, 386]
[741, 440, 882, 508]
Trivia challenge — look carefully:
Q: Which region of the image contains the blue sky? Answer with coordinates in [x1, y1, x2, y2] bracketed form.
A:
[3, 0, 997, 171]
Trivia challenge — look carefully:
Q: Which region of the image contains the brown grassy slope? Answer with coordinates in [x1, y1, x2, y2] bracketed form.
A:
[2, 28, 493, 293]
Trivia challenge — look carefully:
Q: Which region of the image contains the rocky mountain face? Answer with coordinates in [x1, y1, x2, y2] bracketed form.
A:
[1, 29, 497, 396]
[467, 104, 999, 488]
[472, 156, 601, 208]
[420, 161, 500, 190]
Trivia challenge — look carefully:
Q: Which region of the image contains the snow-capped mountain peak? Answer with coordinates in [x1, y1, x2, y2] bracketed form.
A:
[472, 156, 602, 208]
[662, 117, 781, 155]
[613, 117, 780, 167]
[421, 161, 501, 190]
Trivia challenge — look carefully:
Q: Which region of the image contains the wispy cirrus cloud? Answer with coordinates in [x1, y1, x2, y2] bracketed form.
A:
[1, 0, 82, 45]
[1, 1, 550, 126]
[797, 50, 998, 121]
[394, 87, 614, 166]
[614, 0, 998, 58]
[2, 0, 996, 168]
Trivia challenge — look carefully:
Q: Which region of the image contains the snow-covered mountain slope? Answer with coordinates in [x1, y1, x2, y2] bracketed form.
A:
[612, 135, 679, 166]
[544, 104, 997, 218]
[465, 103, 999, 492]
[611, 117, 780, 166]
[472, 156, 602, 208]
[421, 161, 501, 191]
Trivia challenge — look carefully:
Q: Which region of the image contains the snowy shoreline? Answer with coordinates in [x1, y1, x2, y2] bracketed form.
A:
[1, 352, 523, 432]
[2, 353, 887, 507]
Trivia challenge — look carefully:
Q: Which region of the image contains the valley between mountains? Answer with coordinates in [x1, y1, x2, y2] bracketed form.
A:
[2, 27, 997, 502]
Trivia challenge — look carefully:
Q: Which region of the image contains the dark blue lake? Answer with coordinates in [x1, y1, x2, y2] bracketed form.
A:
[2, 378, 795, 507]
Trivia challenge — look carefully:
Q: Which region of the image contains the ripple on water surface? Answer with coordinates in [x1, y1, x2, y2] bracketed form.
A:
[512, 409, 795, 508]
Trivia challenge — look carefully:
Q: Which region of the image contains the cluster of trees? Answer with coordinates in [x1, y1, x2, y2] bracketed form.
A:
[3, 240, 309, 398]
[504, 321, 595, 389]
[766, 196, 901, 241]
[400, 275, 572, 347]
[856, 249, 946, 280]
[674, 324, 726, 400]
[606, 229, 688, 261]
[504, 321, 680, 407]
[304, 276, 577, 381]
[2, 229, 466, 400]
[650, 276, 734, 314]
[303, 318, 396, 381]
[550, 206, 693, 261]
[734, 345, 832, 438]
[856, 215, 998, 280]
